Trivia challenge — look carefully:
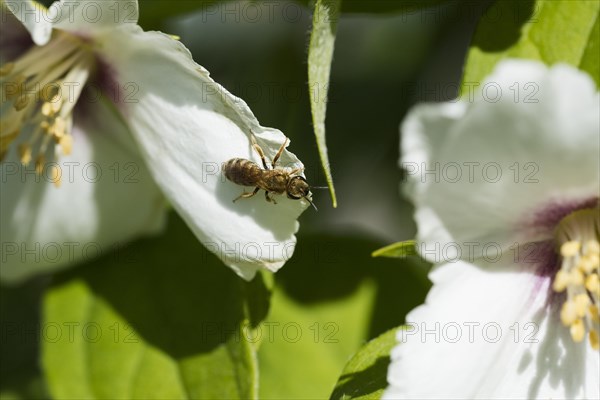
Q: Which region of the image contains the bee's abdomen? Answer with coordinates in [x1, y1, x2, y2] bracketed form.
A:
[223, 158, 262, 187]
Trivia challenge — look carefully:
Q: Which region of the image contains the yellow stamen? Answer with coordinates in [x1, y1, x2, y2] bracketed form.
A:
[35, 155, 45, 175]
[560, 300, 578, 326]
[586, 274, 599, 295]
[579, 256, 596, 274]
[40, 121, 51, 133]
[1, 31, 94, 186]
[588, 253, 599, 269]
[574, 293, 590, 317]
[59, 135, 73, 155]
[570, 269, 584, 286]
[553, 270, 570, 292]
[554, 209, 600, 349]
[52, 117, 66, 139]
[18, 144, 32, 165]
[585, 240, 600, 256]
[50, 97, 62, 114]
[589, 305, 599, 323]
[590, 330, 599, 350]
[561, 241, 581, 257]
[41, 102, 54, 116]
[570, 319, 585, 342]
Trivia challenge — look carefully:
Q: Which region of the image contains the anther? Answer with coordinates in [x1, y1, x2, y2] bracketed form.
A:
[35, 155, 45, 175]
[59, 135, 72, 155]
[570, 319, 585, 342]
[18, 144, 32, 165]
[561, 241, 581, 257]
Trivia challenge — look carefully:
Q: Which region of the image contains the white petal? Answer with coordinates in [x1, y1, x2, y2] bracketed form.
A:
[402, 60, 600, 262]
[2, 0, 53, 45]
[49, 0, 139, 35]
[383, 260, 600, 399]
[97, 27, 308, 280]
[0, 98, 166, 283]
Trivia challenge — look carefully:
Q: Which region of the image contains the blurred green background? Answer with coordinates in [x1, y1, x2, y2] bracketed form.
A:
[0, 1, 489, 398]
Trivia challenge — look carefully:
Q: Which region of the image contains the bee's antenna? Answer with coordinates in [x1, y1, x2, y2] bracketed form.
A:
[304, 196, 318, 211]
[310, 186, 328, 190]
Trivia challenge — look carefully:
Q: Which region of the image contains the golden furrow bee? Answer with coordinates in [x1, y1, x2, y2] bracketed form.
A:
[223, 132, 318, 210]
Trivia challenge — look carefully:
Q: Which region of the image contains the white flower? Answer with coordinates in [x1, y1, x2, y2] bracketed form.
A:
[384, 60, 599, 399]
[0, 0, 308, 283]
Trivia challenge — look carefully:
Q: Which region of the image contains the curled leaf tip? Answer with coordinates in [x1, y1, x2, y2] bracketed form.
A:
[372, 240, 417, 258]
[308, 0, 341, 208]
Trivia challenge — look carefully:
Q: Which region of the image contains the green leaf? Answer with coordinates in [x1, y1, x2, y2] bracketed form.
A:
[0, 279, 49, 400]
[371, 241, 417, 258]
[42, 213, 269, 399]
[258, 232, 430, 399]
[330, 327, 398, 400]
[580, 13, 600, 87]
[308, 0, 341, 208]
[0, 374, 47, 400]
[462, 0, 600, 90]
[259, 280, 376, 399]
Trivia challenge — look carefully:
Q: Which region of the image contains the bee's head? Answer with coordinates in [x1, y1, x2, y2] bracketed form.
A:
[286, 176, 310, 199]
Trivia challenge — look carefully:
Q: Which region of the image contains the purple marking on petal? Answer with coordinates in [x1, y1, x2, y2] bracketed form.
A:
[518, 197, 598, 309]
[75, 54, 125, 121]
[516, 240, 559, 277]
[518, 197, 598, 278]
[520, 240, 566, 308]
[524, 196, 599, 236]
[93, 55, 125, 107]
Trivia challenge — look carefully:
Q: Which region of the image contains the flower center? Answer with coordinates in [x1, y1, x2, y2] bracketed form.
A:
[1, 31, 94, 186]
[552, 208, 600, 350]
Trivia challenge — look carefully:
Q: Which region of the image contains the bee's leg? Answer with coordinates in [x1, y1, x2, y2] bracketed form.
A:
[250, 132, 269, 170]
[289, 167, 304, 176]
[271, 137, 289, 167]
[233, 187, 260, 203]
[265, 191, 278, 204]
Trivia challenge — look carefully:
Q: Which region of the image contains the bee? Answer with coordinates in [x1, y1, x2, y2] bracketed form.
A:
[223, 132, 319, 210]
